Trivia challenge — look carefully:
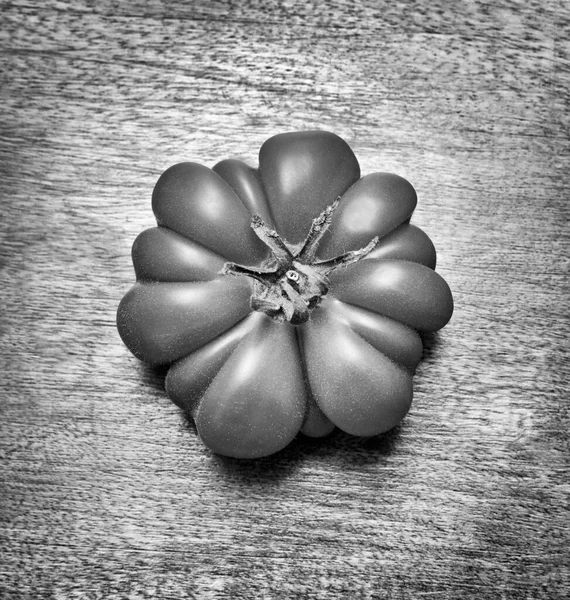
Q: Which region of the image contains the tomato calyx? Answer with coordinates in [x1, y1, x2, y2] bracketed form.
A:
[221, 199, 379, 325]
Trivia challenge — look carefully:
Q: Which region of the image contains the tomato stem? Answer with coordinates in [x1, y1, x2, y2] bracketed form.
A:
[221, 199, 378, 325]
[220, 262, 279, 284]
[296, 197, 340, 263]
[313, 236, 379, 274]
[250, 214, 293, 267]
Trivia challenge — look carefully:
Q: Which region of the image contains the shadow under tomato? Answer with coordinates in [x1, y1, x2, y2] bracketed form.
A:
[136, 362, 169, 392]
[206, 423, 406, 485]
[209, 447, 305, 484]
[419, 330, 442, 363]
[137, 362, 408, 482]
[296, 424, 404, 464]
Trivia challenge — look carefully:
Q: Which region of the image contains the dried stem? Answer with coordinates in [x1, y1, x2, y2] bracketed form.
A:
[296, 197, 340, 263]
[313, 236, 379, 274]
[250, 214, 293, 267]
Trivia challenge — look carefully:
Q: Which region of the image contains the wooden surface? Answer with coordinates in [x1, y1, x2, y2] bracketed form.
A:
[1, 1, 569, 598]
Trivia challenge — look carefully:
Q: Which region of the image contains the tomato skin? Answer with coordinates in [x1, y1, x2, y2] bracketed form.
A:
[194, 317, 307, 459]
[317, 172, 418, 260]
[152, 162, 269, 265]
[259, 131, 361, 245]
[329, 259, 454, 333]
[365, 224, 437, 269]
[301, 307, 413, 437]
[212, 159, 275, 228]
[165, 312, 264, 414]
[116, 278, 253, 366]
[300, 394, 336, 438]
[132, 227, 225, 283]
[320, 297, 423, 372]
[117, 131, 454, 458]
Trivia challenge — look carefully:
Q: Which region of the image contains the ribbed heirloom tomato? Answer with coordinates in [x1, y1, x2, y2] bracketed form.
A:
[117, 131, 453, 459]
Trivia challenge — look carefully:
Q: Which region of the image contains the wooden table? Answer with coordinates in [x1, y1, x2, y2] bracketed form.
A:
[2, 1, 568, 598]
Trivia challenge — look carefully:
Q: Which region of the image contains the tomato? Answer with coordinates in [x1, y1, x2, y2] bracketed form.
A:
[117, 131, 453, 459]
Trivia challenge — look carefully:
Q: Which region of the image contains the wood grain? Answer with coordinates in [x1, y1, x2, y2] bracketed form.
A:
[1, 1, 569, 598]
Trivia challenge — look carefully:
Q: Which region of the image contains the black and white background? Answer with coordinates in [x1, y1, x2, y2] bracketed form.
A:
[1, 1, 568, 598]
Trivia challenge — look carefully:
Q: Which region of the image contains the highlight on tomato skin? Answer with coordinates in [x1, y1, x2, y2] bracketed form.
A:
[116, 130, 454, 459]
